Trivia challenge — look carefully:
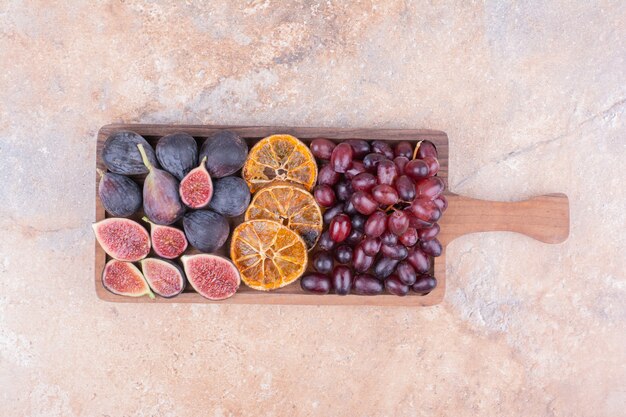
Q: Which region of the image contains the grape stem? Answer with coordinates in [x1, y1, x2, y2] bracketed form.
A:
[412, 140, 423, 160]
[137, 144, 153, 171]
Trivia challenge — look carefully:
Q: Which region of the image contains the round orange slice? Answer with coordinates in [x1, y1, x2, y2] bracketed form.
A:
[245, 182, 322, 250]
[242, 134, 317, 193]
[230, 219, 308, 291]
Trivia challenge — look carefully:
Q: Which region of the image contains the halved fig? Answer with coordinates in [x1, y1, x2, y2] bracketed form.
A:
[142, 217, 187, 259]
[181, 254, 240, 300]
[102, 259, 154, 298]
[97, 169, 142, 217]
[179, 156, 213, 209]
[138, 143, 185, 225]
[92, 218, 150, 262]
[140, 258, 186, 298]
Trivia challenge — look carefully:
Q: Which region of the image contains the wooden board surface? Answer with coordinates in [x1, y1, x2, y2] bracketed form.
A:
[95, 124, 569, 306]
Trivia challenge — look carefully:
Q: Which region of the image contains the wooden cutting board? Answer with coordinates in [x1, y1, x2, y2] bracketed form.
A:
[94, 124, 569, 306]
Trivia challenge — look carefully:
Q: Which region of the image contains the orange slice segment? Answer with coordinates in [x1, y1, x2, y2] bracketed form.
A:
[242, 134, 317, 193]
[244, 182, 322, 250]
[230, 219, 308, 291]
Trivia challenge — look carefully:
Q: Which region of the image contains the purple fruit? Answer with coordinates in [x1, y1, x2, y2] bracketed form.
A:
[183, 210, 229, 252]
[156, 132, 198, 180]
[97, 169, 141, 217]
[353, 274, 384, 295]
[208, 176, 251, 217]
[199, 131, 248, 178]
[102, 131, 157, 175]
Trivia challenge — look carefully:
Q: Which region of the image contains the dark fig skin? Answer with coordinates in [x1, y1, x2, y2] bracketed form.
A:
[156, 133, 198, 180]
[102, 131, 157, 175]
[138, 144, 185, 225]
[183, 210, 229, 252]
[199, 131, 248, 178]
[97, 170, 141, 217]
[208, 176, 251, 217]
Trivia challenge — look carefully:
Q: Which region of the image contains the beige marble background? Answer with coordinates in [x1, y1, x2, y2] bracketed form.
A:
[1, 1, 625, 416]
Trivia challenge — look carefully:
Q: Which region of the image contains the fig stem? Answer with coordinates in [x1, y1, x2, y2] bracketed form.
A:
[412, 140, 423, 160]
[96, 168, 106, 178]
[146, 289, 156, 299]
[141, 216, 153, 226]
[200, 155, 207, 166]
[137, 144, 153, 171]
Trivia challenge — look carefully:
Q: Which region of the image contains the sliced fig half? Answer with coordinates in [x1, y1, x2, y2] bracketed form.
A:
[140, 258, 186, 298]
[102, 259, 154, 298]
[179, 156, 213, 209]
[142, 217, 187, 259]
[181, 254, 240, 300]
[92, 218, 150, 262]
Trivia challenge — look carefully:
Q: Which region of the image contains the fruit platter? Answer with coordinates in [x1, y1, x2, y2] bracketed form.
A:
[94, 124, 569, 306]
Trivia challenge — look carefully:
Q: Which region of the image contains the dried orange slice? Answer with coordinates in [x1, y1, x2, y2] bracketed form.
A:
[242, 134, 317, 193]
[230, 219, 308, 291]
[245, 182, 322, 249]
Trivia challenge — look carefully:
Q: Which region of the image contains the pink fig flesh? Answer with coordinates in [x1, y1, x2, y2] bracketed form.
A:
[102, 259, 154, 298]
[93, 218, 150, 262]
[181, 254, 240, 300]
[140, 258, 186, 298]
[180, 156, 213, 209]
[143, 217, 187, 259]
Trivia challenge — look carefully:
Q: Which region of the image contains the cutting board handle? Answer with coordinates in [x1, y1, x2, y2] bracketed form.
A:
[439, 193, 570, 244]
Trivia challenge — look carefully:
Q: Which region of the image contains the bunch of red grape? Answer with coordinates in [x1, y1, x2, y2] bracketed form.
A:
[301, 138, 446, 296]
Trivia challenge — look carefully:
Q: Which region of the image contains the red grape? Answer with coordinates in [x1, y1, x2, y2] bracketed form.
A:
[399, 227, 418, 247]
[361, 237, 382, 256]
[301, 273, 332, 294]
[381, 231, 398, 246]
[416, 140, 437, 159]
[351, 214, 366, 231]
[332, 265, 353, 295]
[351, 173, 377, 191]
[329, 214, 351, 242]
[318, 231, 335, 251]
[377, 160, 398, 185]
[419, 238, 442, 257]
[334, 245, 353, 264]
[353, 274, 384, 295]
[412, 274, 437, 294]
[393, 156, 409, 174]
[405, 159, 429, 180]
[423, 156, 440, 176]
[373, 257, 399, 279]
[394, 141, 413, 158]
[345, 228, 363, 245]
[434, 194, 448, 212]
[396, 261, 417, 285]
[310, 138, 336, 160]
[351, 191, 378, 215]
[417, 223, 440, 241]
[415, 177, 444, 199]
[323, 204, 343, 225]
[312, 251, 334, 274]
[407, 247, 431, 273]
[381, 243, 408, 260]
[343, 199, 358, 215]
[388, 210, 409, 236]
[371, 140, 394, 159]
[372, 184, 399, 205]
[363, 153, 389, 171]
[335, 179, 353, 202]
[410, 199, 442, 223]
[385, 275, 409, 296]
[345, 161, 366, 179]
[353, 244, 375, 272]
[405, 208, 433, 228]
[395, 175, 416, 201]
[314, 184, 336, 207]
[330, 143, 353, 173]
[364, 211, 387, 237]
[318, 164, 340, 185]
[345, 139, 371, 158]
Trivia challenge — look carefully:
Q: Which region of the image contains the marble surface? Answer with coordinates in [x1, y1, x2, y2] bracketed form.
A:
[1, 1, 625, 415]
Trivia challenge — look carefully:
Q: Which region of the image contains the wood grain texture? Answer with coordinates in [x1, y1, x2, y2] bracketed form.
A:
[94, 124, 569, 306]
